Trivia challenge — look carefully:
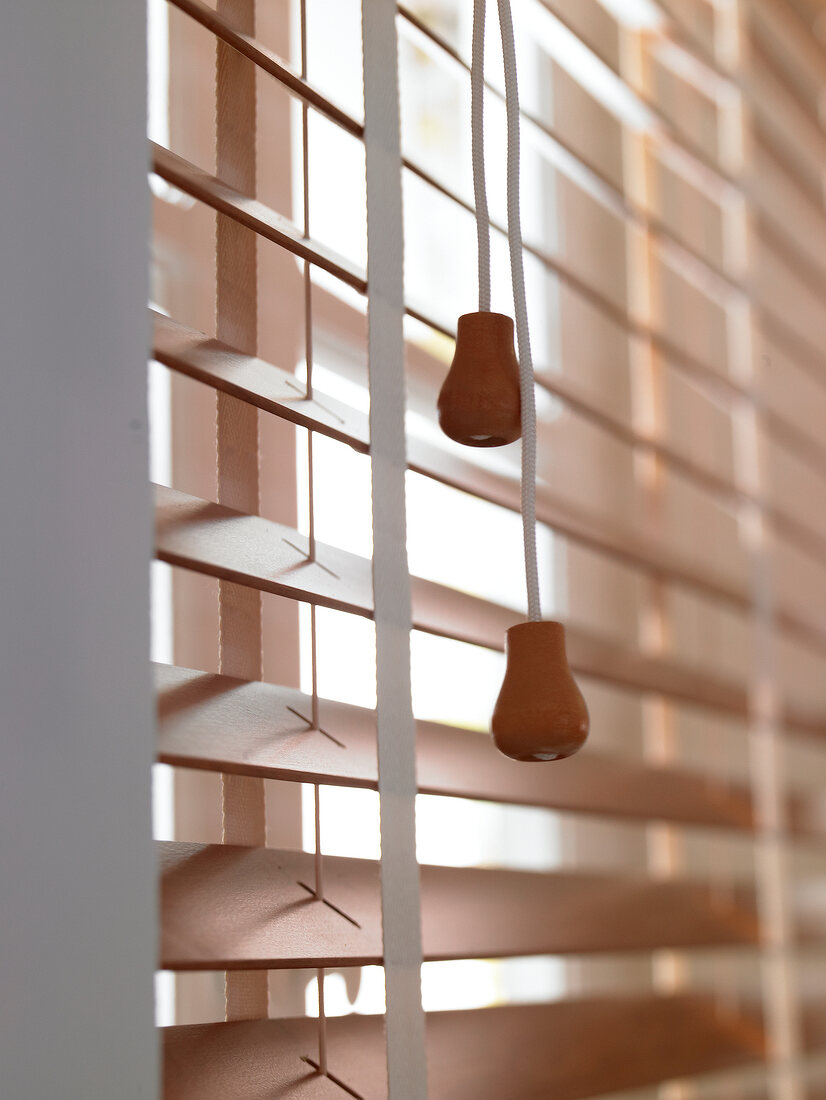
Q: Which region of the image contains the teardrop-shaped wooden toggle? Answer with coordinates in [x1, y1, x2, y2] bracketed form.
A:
[491, 621, 589, 762]
[437, 311, 521, 447]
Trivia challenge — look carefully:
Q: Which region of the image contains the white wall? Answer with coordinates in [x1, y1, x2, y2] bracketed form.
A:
[0, 2, 157, 1096]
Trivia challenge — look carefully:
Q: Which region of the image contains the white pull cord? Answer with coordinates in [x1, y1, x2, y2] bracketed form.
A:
[471, 0, 541, 620]
[497, 0, 541, 623]
[472, 0, 491, 313]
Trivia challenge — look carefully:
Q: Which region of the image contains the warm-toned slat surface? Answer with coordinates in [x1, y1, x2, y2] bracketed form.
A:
[424, 995, 765, 1100]
[162, 995, 765, 1099]
[154, 312, 826, 658]
[410, 571, 749, 716]
[155, 484, 826, 735]
[160, 840, 758, 969]
[400, 4, 748, 302]
[400, 0, 730, 190]
[151, 143, 366, 291]
[169, 0, 363, 137]
[154, 485, 744, 710]
[151, 20, 826, 542]
[152, 310, 370, 451]
[411, 429, 748, 608]
[417, 713, 755, 829]
[786, 791, 826, 846]
[155, 483, 374, 618]
[155, 47, 740, 438]
[754, 231, 826, 382]
[409, 301, 826, 576]
[801, 1001, 826, 1053]
[151, 311, 750, 611]
[163, 1017, 349, 1100]
[785, 702, 826, 742]
[793, 896, 826, 949]
[156, 664, 379, 790]
[156, 662, 755, 829]
[746, 39, 826, 202]
[153, 122, 826, 551]
[420, 863, 759, 958]
[160, 842, 378, 970]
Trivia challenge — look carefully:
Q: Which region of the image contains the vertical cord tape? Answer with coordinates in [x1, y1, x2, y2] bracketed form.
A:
[498, 0, 541, 621]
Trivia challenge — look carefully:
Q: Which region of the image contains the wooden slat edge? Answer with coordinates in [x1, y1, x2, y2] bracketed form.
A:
[152, 143, 826, 564]
[154, 484, 761, 718]
[169, 0, 364, 137]
[151, 310, 370, 452]
[154, 310, 826, 660]
[801, 1000, 826, 1053]
[162, 995, 765, 1100]
[150, 143, 367, 292]
[156, 662, 755, 830]
[155, 484, 826, 733]
[160, 840, 759, 969]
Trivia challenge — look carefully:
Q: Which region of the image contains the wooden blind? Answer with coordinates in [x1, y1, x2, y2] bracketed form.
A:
[149, 0, 826, 1096]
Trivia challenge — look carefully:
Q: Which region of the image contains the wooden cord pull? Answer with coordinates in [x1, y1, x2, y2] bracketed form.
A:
[492, 621, 589, 761]
[437, 311, 521, 447]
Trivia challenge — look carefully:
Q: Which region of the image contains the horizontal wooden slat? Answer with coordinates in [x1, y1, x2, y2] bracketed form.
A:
[398, 1, 746, 296]
[748, 5, 825, 131]
[651, 0, 724, 76]
[152, 10, 826, 526]
[169, 0, 364, 136]
[156, 664, 379, 790]
[787, 791, 826, 846]
[155, 484, 826, 735]
[156, 2, 803, 435]
[745, 42, 826, 205]
[411, 429, 747, 609]
[202, 333, 745, 606]
[411, 572, 750, 714]
[151, 310, 370, 451]
[401, 0, 736, 193]
[407, 304, 826, 577]
[153, 313, 751, 612]
[156, 662, 755, 829]
[163, 995, 765, 1100]
[754, 226, 826, 379]
[793, 883, 826, 947]
[161, 842, 377, 970]
[163, 1017, 360, 1099]
[155, 483, 374, 617]
[150, 143, 366, 292]
[751, 146, 826, 303]
[160, 840, 758, 969]
[786, 703, 826, 743]
[154, 310, 826, 659]
[534, 0, 623, 76]
[151, 146, 826, 554]
[801, 1000, 826, 1053]
[154, 484, 757, 717]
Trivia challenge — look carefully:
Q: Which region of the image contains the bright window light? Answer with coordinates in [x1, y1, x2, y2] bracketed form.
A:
[305, 966, 386, 1017]
[302, 784, 380, 860]
[416, 795, 560, 872]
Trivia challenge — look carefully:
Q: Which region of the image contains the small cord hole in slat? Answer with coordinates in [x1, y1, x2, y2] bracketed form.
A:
[285, 706, 347, 748]
[296, 881, 362, 929]
[310, 396, 347, 425]
[282, 538, 341, 579]
[300, 1056, 364, 1099]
